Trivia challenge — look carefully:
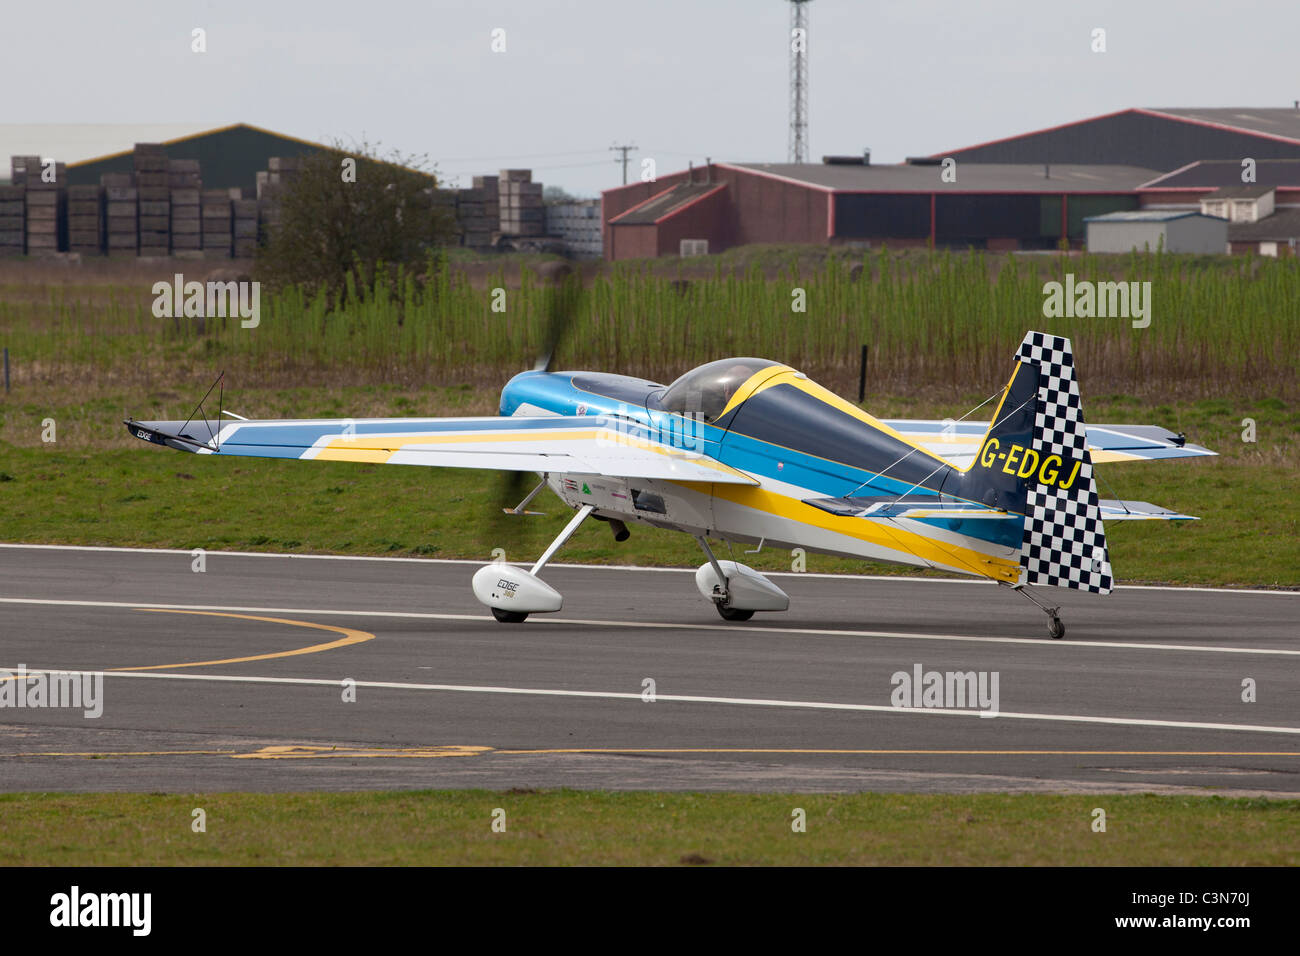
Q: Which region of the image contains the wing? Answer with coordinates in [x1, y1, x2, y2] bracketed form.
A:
[124, 414, 757, 485]
[879, 419, 1217, 469]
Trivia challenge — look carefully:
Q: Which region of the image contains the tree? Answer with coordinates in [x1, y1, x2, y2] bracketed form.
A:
[543, 184, 586, 204]
[255, 139, 457, 298]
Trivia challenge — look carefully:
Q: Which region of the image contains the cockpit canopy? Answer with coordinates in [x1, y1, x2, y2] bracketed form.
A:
[658, 357, 783, 423]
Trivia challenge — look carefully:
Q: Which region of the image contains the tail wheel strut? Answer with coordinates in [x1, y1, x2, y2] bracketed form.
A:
[1003, 582, 1065, 640]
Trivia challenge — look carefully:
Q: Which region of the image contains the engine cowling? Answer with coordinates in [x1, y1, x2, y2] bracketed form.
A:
[472, 564, 563, 613]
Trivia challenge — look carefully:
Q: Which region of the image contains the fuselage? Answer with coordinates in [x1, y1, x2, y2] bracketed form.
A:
[499, 365, 1022, 582]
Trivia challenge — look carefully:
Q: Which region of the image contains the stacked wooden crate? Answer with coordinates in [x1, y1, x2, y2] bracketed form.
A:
[21, 157, 65, 257]
[453, 174, 497, 249]
[499, 169, 544, 236]
[546, 200, 603, 259]
[258, 156, 301, 200]
[66, 184, 104, 255]
[477, 175, 500, 229]
[201, 189, 232, 257]
[103, 172, 138, 256]
[134, 144, 169, 257]
[254, 156, 302, 248]
[457, 187, 493, 249]
[170, 188, 201, 258]
[0, 160, 24, 256]
[232, 198, 258, 258]
[168, 159, 202, 258]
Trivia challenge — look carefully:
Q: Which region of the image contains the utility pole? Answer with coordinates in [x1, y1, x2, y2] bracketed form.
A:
[610, 142, 637, 185]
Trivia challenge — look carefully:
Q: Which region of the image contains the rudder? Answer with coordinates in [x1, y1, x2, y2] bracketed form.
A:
[1015, 332, 1113, 594]
[949, 331, 1113, 594]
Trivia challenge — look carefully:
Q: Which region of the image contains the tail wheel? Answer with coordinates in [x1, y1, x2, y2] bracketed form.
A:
[716, 605, 754, 622]
[492, 608, 529, 624]
[1048, 616, 1065, 640]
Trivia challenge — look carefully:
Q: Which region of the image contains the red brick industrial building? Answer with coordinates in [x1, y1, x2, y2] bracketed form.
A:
[602, 160, 1154, 259]
[601, 105, 1300, 260]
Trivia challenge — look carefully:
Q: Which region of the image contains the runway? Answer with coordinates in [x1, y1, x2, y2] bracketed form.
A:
[1, 544, 1296, 794]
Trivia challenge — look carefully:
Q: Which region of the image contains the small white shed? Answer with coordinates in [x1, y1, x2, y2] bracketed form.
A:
[1085, 210, 1228, 254]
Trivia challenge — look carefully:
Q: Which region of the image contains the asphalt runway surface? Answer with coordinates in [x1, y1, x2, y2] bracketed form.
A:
[0, 544, 1296, 794]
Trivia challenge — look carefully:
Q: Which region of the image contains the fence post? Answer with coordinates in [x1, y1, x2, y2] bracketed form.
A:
[857, 344, 867, 403]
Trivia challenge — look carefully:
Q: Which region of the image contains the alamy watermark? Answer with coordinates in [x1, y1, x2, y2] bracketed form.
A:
[151, 273, 260, 328]
[890, 663, 999, 717]
[594, 402, 706, 453]
[0, 665, 103, 718]
[50, 886, 150, 936]
[1042, 273, 1151, 328]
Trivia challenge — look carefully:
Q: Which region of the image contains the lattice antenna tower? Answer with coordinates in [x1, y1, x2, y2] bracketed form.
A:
[788, 0, 813, 163]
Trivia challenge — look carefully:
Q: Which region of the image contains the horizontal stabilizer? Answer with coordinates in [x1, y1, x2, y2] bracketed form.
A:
[880, 418, 1216, 467]
[1098, 499, 1198, 521]
[803, 495, 1010, 520]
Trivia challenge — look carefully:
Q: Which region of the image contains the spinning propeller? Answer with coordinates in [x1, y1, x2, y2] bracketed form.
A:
[486, 261, 583, 546]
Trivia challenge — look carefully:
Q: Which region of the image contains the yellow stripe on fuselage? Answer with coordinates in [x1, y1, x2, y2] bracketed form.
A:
[689, 482, 1019, 582]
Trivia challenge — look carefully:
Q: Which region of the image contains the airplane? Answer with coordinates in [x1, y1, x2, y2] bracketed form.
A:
[124, 330, 1214, 639]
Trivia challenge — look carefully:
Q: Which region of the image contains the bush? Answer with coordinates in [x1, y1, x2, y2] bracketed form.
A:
[255, 139, 457, 301]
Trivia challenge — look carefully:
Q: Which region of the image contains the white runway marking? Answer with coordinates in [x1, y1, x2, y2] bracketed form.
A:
[9, 666, 1300, 737]
[1, 596, 1296, 657]
[1, 542, 1295, 596]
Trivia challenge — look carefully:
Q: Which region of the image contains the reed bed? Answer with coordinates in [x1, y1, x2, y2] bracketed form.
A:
[1, 250, 1295, 397]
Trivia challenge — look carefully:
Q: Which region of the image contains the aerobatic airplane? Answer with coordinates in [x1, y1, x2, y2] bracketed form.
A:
[125, 331, 1213, 638]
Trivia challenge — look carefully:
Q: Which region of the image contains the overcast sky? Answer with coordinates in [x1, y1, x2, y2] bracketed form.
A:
[10, 0, 1300, 196]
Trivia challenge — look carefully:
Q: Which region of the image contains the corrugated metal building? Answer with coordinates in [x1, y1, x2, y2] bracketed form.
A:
[1137, 159, 1300, 256]
[602, 160, 1153, 259]
[1085, 210, 1228, 254]
[935, 107, 1300, 170]
[0, 123, 328, 192]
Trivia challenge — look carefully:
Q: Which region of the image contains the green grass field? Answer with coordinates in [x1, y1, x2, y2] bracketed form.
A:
[1, 791, 1295, 865]
[0, 386, 1294, 586]
[1, 250, 1295, 866]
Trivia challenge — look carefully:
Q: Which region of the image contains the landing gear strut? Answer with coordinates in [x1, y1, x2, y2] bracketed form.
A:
[693, 535, 788, 622]
[1004, 582, 1065, 639]
[473, 503, 596, 623]
[696, 535, 748, 622]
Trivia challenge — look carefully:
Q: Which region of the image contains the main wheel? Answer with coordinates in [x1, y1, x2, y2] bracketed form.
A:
[716, 605, 754, 622]
[1048, 616, 1065, 640]
[492, 607, 529, 624]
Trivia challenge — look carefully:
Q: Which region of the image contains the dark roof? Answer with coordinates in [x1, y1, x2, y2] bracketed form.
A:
[610, 182, 723, 224]
[1148, 108, 1300, 143]
[1141, 159, 1300, 190]
[1205, 185, 1275, 199]
[725, 162, 1159, 193]
[1227, 208, 1300, 241]
[934, 108, 1300, 173]
[66, 123, 333, 191]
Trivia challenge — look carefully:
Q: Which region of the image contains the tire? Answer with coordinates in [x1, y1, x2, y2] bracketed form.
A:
[716, 605, 755, 622]
[491, 607, 529, 624]
[1048, 617, 1065, 640]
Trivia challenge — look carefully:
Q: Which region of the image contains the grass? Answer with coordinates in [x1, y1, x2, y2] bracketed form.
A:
[1, 248, 1296, 398]
[1, 791, 1295, 865]
[0, 250, 1293, 586]
[0, 386, 1294, 587]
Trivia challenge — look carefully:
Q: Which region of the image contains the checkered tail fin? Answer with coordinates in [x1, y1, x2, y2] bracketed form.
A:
[1011, 331, 1113, 594]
